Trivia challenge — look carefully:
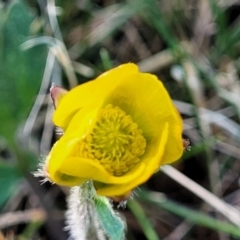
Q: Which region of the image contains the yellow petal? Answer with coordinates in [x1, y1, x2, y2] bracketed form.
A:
[161, 106, 183, 164]
[46, 137, 87, 186]
[47, 133, 146, 187]
[102, 72, 183, 164]
[53, 63, 139, 130]
[60, 101, 103, 138]
[57, 157, 146, 185]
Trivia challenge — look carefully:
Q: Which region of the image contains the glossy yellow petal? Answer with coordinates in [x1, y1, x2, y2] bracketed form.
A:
[95, 123, 169, 196]
[57, 157, 146, 185]
[161, 107, 183, 164]
[46, 137, 87, 186]
[60, 101, 103, 138]
[53, 63, 139, 130]
[47, 136, 147, 186]
[102, 72, 183, 164]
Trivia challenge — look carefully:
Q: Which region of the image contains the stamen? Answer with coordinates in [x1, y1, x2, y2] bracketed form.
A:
[74, 104, 146, 176]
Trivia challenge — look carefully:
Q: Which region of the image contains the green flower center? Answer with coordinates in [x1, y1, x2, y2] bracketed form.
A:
[75, 104, 146, 176]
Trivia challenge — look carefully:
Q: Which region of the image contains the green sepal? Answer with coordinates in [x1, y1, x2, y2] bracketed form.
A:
[94, 196, 125, 240]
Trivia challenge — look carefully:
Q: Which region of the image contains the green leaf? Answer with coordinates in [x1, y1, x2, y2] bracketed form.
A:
[94, 196, 125, 240]
[0, 162, 22, 208]
[0, 0, 47, 142]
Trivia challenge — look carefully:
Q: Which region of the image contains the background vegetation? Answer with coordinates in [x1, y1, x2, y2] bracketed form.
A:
[1, 0, 240, 239]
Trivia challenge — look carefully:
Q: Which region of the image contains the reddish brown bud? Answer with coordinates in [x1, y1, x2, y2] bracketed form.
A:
[183, 138, 191, 151]
[50, 85, 68, 109]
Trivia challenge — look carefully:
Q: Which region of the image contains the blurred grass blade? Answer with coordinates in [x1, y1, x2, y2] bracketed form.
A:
[128, 199, 159, 240]
[161, 165, 240, 227]
[174, 100, 240, 141]
[21, 36, 78, 88]
[209, 0, 228, 54]
[100, 48, 114, 71]
[22, 51, 55, 149]
[85, 2, 147, 46]
[139, 0, 178, 49]
[20, 36, 58, 50]
[139, 190, 240, 237]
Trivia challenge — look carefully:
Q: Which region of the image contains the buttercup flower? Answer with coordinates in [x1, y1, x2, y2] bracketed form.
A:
[46, 63, 183, 198]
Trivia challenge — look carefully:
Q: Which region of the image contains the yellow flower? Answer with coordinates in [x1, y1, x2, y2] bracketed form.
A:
[46, 63, 183, 198]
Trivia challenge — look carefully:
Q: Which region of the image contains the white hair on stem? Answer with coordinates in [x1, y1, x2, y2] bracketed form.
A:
[65, 183, 106, 240]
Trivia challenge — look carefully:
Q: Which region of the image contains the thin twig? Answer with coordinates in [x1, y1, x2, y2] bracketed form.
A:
[163, 221, 193, 240]
[40, 97, 54, 154]
[0, 209, 46, 229]
[22, 51, 55, 149]
[46, 0, 78, 88]
[138, 49, 174, 73]
[161, 165, 240, 227]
